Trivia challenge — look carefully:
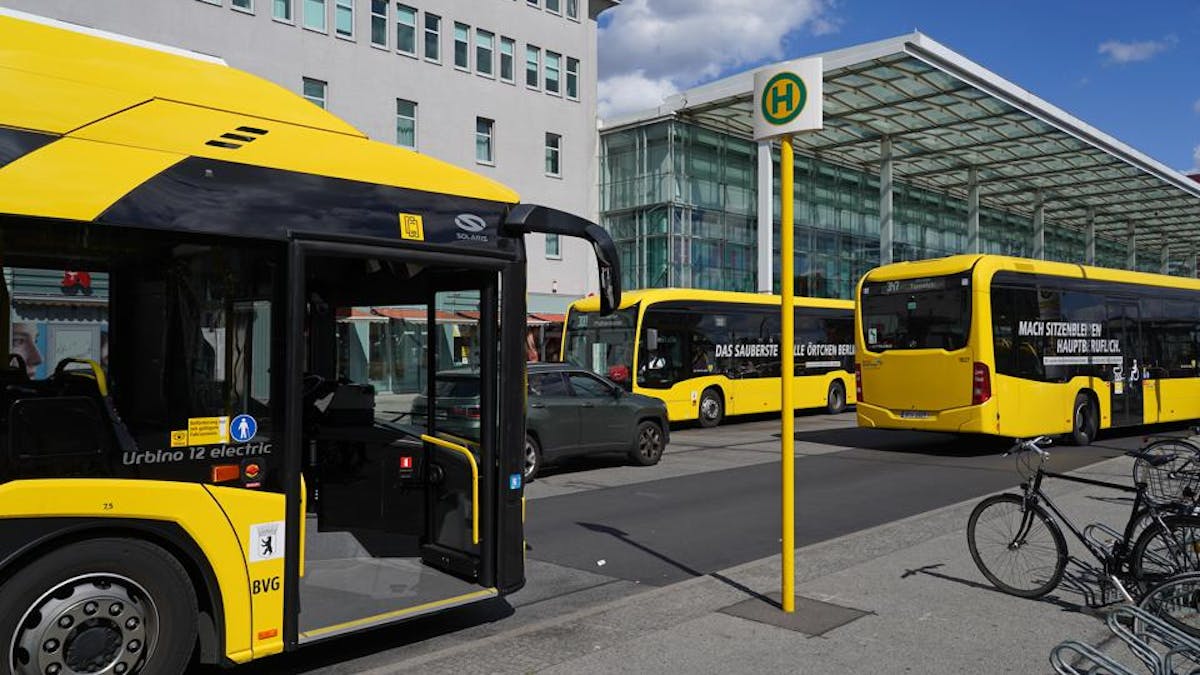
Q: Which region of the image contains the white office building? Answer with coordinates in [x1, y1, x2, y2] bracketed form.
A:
[4, 0, 615, 320]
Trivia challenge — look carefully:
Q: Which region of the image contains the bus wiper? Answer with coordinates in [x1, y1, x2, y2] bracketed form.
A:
[503, 204, 622, 315]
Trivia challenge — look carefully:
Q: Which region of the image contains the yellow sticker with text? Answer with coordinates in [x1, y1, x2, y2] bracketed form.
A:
[170, 430, 189, 448]
[399, 213, 425, 241]
[188, 416, 229, 445]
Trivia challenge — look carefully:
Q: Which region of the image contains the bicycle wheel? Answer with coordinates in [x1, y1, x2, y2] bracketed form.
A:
[1138, 571, 1200, 639]
[1131, 514, 1200, 591]
[1134, 439, 1200, 506]
[968, 493, 1067, 598]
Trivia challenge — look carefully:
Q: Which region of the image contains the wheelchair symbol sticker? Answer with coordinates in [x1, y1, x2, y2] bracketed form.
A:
[231, 415, 257, 443]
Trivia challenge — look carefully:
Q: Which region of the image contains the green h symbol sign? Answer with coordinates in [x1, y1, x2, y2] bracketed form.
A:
[760, 72, 807, 126]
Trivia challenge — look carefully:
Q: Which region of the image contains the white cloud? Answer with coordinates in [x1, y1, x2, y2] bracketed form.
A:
[598, 0, 836, 117]
[1097, 36, 1177, 64]
[1193, 144, 1200, 172]
[1194, 98, 1200, 115]
[598, 71, 680, 118]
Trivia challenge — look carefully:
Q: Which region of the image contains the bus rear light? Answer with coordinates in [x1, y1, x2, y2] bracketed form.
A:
[972, 362, 991, 405]
[855, 364, 863, 401]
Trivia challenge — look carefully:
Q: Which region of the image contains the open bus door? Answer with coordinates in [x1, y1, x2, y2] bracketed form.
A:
[289, 242, 508, 643]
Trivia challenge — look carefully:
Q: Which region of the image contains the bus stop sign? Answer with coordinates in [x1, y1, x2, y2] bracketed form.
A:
[752, 58, 823, 141]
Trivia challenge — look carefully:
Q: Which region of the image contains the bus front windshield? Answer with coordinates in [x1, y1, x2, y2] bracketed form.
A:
[564, 305, 638, 388]
[861, 274, 971, 351]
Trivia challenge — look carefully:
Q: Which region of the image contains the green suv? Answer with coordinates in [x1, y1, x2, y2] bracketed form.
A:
[411, 363, 669, 481]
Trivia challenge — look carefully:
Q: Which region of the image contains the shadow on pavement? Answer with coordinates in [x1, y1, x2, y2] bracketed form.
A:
[902, 562, 1087, 614]
[200, 598, 515, 675]
[578, 521, 780, 609]
[790, 427, 1012, 457]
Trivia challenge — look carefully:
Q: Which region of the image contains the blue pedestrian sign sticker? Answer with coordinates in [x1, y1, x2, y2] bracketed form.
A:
[231, 414, 257, 443]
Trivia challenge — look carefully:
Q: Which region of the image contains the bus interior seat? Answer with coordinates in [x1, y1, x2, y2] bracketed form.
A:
[7, 396, 112, 476]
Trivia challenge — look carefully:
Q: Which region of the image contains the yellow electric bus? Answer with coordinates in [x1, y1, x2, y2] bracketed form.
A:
[0, 11, 620, 674]
[564, 289, 856, 426]
[856, 254, 1200, 443]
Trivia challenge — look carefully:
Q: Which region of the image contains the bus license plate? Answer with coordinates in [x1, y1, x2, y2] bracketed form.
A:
[899, 410, 931, 419]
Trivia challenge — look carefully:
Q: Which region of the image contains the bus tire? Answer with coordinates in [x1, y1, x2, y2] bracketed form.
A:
[826, 381, 847, 415]
[1, 537, 198, 675]
[698, 388, 724, 428]
[1069, 392, 1099, 446]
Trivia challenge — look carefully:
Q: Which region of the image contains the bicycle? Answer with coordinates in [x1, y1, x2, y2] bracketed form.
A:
[967, 437, 1200, 604]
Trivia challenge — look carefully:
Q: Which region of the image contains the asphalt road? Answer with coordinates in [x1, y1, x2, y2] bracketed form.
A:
[225, 414, 1171, 674]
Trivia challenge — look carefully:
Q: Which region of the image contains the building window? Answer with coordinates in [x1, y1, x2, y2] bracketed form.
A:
[396, 99, 417, 149]
[302, 0, 326, 31]
[567, 0, 578, 20]
[395, 4, 416, 55]
[475, 117, 494, 164]
[499, 37, 515, 83]
[525, 45, 540, 89]
[370, 0, 387, 47]
[545, 51, 561, 95]
[424, 13, 440, 62]
[566, 57, 579, 100]
[302, 77, 327, 108]
[475, 29, 494, 77]
[545, 234, 561, 258]
[232, 0, 253, 12]
[454, 23, 470, 70]
[545, 132, 561, 177]
[546, 0, 560, 13]
[527, 0, 538, 7]
[335, 0, 353, 37]
[273, 0, 292, 21]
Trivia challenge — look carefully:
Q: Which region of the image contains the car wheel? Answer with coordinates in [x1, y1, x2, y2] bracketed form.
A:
[524, 434, 542, 481]
[629, 421, 665, 466]
[698, 388, 723, 428]
[826, 381, 847, 415]
[1, 538, 198, 675]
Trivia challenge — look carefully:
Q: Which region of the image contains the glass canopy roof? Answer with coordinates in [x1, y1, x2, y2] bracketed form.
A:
[606, 33, 1200, 249]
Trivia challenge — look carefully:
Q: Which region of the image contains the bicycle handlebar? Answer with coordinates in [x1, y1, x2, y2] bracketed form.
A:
[1004, 435, 1053, 458]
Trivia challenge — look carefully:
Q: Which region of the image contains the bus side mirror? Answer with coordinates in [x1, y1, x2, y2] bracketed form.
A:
[646, 328, 659, 351]
[502, 204, 623, 316]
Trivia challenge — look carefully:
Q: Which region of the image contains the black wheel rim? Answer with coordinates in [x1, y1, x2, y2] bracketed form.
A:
[700, 395, 720, 422]
[638, 426, 662, 461]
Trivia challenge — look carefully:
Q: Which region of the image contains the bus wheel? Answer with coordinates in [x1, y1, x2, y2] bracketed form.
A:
[826, 381, 847, 415]
[1070, 393, 1099, 446]
[698, 388, 724, 428]
[1, 538, 197, 675]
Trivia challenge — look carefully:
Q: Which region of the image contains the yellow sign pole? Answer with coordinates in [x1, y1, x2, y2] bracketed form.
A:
[780, 134, 795, 613]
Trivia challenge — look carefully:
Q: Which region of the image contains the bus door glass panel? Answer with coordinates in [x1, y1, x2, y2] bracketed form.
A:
[527, 372, 578, 458]
[1106, 300, 1143, 427]
[638, 309, 685, 388]
[566, 371, 627, 450]
[563, 305, 637, 388]
[297, 254, 494, 640]
[427, 289, 487, 557]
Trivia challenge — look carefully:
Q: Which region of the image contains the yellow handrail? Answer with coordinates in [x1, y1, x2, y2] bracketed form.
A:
[420, 434, 479, 544]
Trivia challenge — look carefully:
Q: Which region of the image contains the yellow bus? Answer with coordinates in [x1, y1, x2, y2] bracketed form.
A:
[0, 11, 620, 674]
[564, 289, 856, 426]
[856, 254, 1200, 443]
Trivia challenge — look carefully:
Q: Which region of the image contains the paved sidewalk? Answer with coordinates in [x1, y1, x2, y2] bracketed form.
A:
[364, 454, 1151, 674]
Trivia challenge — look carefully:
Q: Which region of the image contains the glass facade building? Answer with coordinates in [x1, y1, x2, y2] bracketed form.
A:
[600, 120, 1137, 300]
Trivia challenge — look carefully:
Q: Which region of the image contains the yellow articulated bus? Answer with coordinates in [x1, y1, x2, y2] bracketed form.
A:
[564, 289, 856, 426]
[856, 254, 1200, 442]
[0, 10, 620, 674]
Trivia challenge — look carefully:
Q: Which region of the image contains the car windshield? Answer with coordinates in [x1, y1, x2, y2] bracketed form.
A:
[563, 304, 638, 389]
[860, 274, 972, 351]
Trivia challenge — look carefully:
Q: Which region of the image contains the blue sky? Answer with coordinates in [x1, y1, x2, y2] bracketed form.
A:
[598, 0, 1200, 173]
